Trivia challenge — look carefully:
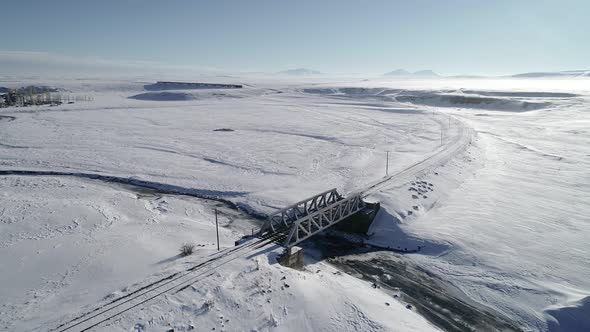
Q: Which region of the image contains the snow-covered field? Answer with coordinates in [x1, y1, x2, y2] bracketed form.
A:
[1, 76, 588, 331]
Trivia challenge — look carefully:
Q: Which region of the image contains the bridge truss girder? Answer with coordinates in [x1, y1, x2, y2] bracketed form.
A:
[258, 188, 342, 236]
[283, 193, 364, 248]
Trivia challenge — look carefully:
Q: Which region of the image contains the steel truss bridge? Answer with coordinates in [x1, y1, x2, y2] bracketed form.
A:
[258, 188, 366, 248]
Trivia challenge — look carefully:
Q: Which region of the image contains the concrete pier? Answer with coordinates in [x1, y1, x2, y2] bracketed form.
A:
[278, 246, 304, 269]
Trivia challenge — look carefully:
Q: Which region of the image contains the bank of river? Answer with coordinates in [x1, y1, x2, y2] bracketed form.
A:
[307, 235, 522, 332]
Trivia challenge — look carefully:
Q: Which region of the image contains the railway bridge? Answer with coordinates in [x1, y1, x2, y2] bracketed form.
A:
[257, 188, 377, 249]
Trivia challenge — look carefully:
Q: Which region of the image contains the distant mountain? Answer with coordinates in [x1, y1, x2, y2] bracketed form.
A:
[384, 69, 439, 77]
[412, 70, 439, 77]
[278, 68, 322, 76]
[512, 70, 589, 78]
[384, 69, 411, 76]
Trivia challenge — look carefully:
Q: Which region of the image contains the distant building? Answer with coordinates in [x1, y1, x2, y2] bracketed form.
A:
[144, 81, 243, 91]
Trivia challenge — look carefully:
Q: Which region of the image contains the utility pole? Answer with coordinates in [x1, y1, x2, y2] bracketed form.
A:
[215, 208, 220, 251]
[386, 150, 390, 176]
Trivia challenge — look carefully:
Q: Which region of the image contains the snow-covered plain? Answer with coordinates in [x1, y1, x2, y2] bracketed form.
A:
[0, 76, 588, 331]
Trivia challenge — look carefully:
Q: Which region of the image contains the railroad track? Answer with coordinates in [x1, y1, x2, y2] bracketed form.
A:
[45, 107, 473, 332]
[360, 115, 473, 197]
[51, 231, 287, 332]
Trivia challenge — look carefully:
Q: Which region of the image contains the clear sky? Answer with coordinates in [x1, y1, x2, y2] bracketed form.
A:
[0, 0, 588, 76]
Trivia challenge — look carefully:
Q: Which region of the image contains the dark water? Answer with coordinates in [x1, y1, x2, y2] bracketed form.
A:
[307, 235, 522, 332]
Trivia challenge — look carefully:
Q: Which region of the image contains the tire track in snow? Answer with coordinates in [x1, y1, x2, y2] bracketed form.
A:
[133, 145, 290, 176]
[478, 130, 567, 162]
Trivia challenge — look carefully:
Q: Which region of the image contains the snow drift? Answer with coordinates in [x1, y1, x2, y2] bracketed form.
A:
[395, 93, 551, 111]
[303, 87, 553, 111]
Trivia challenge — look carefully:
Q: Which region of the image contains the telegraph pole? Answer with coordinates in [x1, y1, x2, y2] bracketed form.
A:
[215, 208, 220, 251]
[386, 150, 390, 176]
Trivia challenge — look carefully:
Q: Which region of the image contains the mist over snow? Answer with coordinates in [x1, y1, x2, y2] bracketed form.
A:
[384, 69, 440, 77]
[0, 51, 227, 80]
[277, 68, 323, 76]
[511, 69, 590, 78]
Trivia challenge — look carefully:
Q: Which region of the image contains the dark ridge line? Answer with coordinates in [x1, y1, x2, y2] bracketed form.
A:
[0, 169, 267, 220]
[0, 115, 16, 122]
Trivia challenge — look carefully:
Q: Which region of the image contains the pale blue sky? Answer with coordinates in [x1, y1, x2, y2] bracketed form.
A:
[1, 0, 588, 75]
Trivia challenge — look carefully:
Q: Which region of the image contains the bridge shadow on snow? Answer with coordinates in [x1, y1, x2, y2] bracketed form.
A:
[366, 208, 451, 256]
[546, 296, 590, 332]
[302, 207, 451, 262]
[245, 243, 283, 262]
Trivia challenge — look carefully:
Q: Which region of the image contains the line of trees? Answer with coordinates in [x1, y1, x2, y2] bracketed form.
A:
[0, 89, 93, 108]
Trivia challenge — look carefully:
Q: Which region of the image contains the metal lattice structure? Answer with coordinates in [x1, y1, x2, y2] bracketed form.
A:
[259, 188, 342, 235]
[258, 188, 366, 248]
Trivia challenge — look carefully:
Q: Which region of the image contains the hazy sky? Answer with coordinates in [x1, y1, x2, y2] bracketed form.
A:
[1, 0, 588, 76]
